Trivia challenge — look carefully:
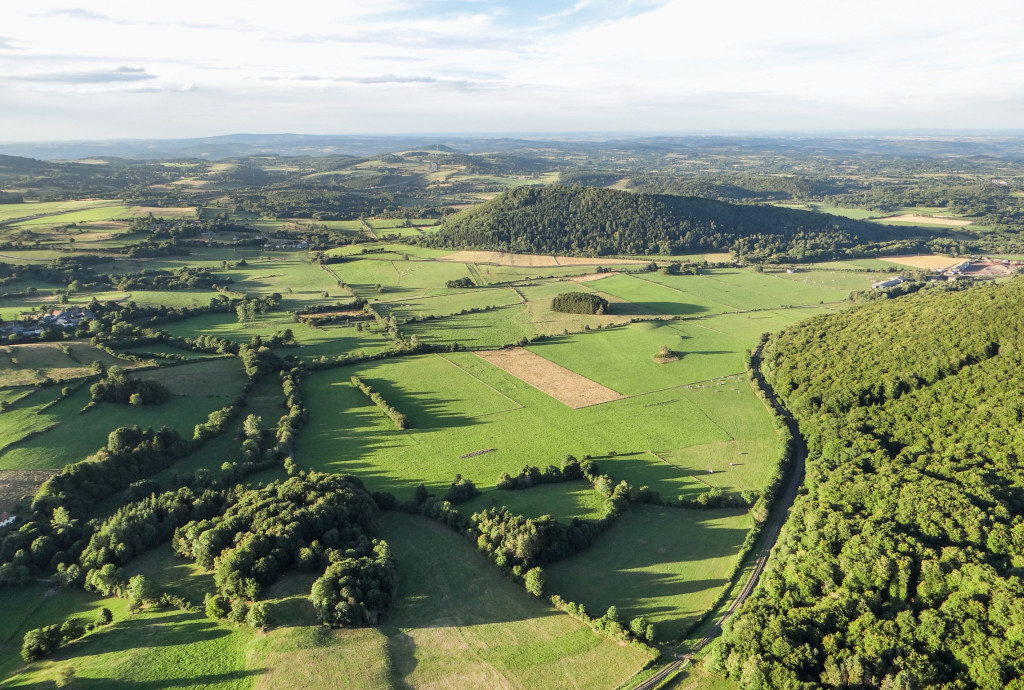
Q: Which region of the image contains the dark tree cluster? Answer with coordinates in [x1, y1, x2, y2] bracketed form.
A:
[89, 369, 172, 405]
[310, 540, 397, 627]
[551, 291, 609, 315]
[172, 473, 384, 604]
[472, 507, 610, 572]
[422, 186, 930, 262]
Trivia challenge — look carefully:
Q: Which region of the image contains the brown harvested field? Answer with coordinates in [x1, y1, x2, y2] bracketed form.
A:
[474, 347, 623, 408]
[438, 251, 646, 267]
[703, 252, 734, 263]
[571, 272, 616, 283]
[0, 469, 57, 514]
[554, 256, 646, 266]
[880, 255, 961, 270]
[876, 214, 972, 226]
[130, 206, 196, 217]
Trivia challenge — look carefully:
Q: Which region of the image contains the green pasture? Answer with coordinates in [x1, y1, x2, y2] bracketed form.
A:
[161, 312, 394, 360]
[148, 372, 284, 487]
[377, 512, 649, 688]
[590, 273, 724, 316]
[641, 269, 853, 310]
[376, 286, 522, 321]
[0, 584, 132, 682]
[402, 305, 535, 349]
[297, 352, 765, 503]
[13, 206, 136, 228]
[546, 505, 753, 639]
[3, 608, 255, 689]
[221, 256, 338, 310]
[0, 342, 146, 388]
[0, 358, 246, 471]
[687, 306, 835, 344]
[459, 481, 608, 521]
[526, 320, 747, 396]
[0, 199, 116, 222]
[771, 202, 884, 220]
[335, 257, 472, 299]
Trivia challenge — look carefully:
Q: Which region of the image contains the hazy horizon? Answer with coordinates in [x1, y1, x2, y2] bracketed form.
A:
[3, 0, 1024, 141]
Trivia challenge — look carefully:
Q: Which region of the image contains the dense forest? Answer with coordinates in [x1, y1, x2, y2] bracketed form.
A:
[715, 279, 1024, 689]
[421, 186, 930, 261]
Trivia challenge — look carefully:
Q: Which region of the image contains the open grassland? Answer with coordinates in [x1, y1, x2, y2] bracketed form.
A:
[161, 312, 395, 360]
[3, 608, 255, 689]
[459, 481, 609, 521]
[686, 306, 836, 343]
[247, 625, 392, 690]
[0, 585, 132, 682]
[546, 505, 753, 639]
[403, 305, 536, 350]
[12, 206, 136, 228]
[297, 351, 766, 504]
[0, 358, 246, 470]
[526, 321, 747, 396]
[376, 285, 522, 321]
[0, 342, 146, 387]
[378, 512, 650, 689]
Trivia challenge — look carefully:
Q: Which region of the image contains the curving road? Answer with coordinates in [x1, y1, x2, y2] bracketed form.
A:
[633, 342, 807, 690]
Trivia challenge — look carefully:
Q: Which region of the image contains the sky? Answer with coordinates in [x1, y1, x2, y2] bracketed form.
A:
[2, 0, 1024, 141]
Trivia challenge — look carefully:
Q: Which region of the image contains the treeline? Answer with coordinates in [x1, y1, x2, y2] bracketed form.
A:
[421, 186, 931, 262]
[350, 375, 408, 429]
[628, 172, 842, 202]
[551, 291, 609, 315]
[716, 279, 1024, 688]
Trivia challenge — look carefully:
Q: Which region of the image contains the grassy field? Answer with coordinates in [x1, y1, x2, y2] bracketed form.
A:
[526, 321, 748, 395]
[0, 358, 247, 470]
[546, 505, 753, 639]
[377, 512, 650, 688]
[459, 481, 609, 521]
[0, 342, 146, 387]
[296, 349, 773, 504]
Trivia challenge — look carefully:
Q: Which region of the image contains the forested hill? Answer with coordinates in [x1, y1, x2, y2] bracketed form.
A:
[422, 186, 928, 261]
[716, 279, 1024, 688]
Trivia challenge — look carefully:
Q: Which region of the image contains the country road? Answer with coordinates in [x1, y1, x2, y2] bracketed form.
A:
[633, 341, 807, 690]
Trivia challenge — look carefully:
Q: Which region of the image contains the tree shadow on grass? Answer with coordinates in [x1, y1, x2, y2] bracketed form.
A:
[5, 669, 268, 689]
[54, 612, 231, 658]
[608, 302, 709, 317]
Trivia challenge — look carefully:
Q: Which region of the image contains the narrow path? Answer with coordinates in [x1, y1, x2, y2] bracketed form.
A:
[632, 341, 807, 690]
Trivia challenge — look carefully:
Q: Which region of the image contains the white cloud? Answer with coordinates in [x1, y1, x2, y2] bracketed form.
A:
[1, 0, 1023, 139]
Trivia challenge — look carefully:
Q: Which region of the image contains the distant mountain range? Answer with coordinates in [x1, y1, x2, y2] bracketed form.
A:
[2, 133, 1024, 162]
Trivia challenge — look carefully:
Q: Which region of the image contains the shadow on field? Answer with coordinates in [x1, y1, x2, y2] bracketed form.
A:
[546, 506, 750, 637]
[609, 301, 709, 317]
[6, 669, 268, 689]
[57, 612, 231, 657]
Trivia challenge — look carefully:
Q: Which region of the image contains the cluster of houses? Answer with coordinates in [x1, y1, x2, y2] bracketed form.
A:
[0, 306, 95, 338]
